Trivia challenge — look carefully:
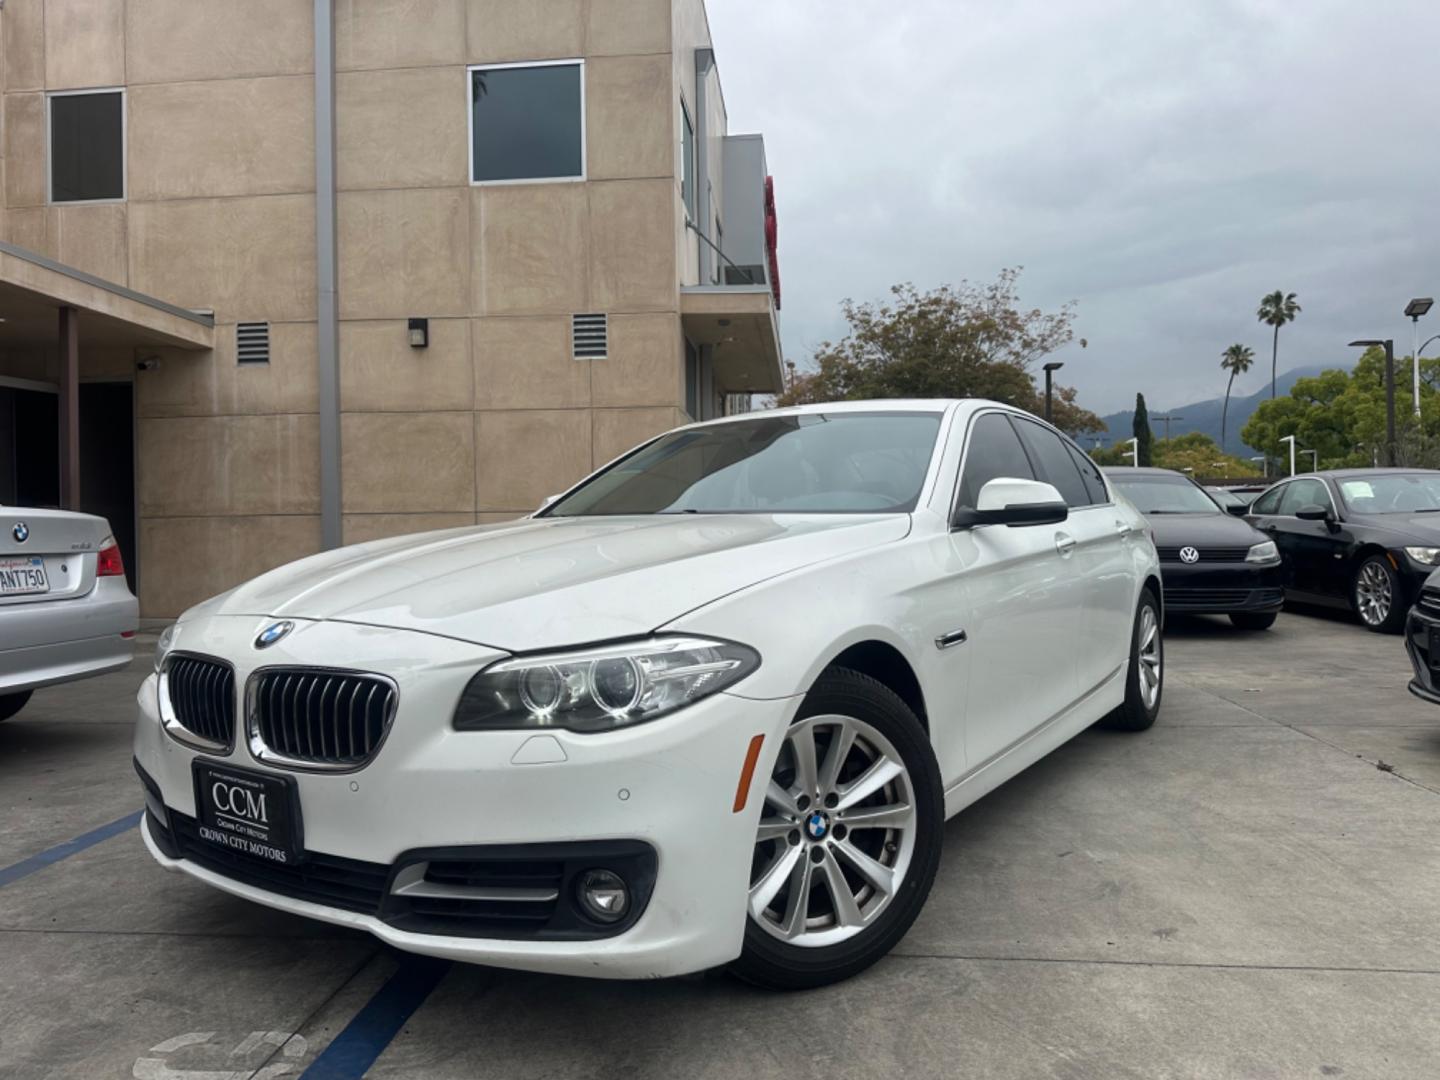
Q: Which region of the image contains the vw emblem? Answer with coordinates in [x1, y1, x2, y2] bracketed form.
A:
[1179, 546, 1200, 564]
[805, 811, 830, 841]
[254, 620, 295, 649]
[11, 521, 28, 543]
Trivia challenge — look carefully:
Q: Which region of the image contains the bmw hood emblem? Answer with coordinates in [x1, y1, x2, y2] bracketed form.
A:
[254, 620, 295, 649]
[12, 522, 28, 543]
[1179, 546, 1200, 564]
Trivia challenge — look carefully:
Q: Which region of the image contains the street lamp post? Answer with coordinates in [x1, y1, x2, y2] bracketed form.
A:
[1250, 455, 1267, 478]
[1301, 449, 1318, 472]
[1124, 436, 1139, 467]
[1349, 339, 1397, 466]
[1406, 299, 1433, 419]
[1043, 361, 1064, 423]
[1280, 435, 1298, 477]
[1152, 414, 1184, 442]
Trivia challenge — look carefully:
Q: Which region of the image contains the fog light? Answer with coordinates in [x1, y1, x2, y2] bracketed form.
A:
[577, 868, 629, 923]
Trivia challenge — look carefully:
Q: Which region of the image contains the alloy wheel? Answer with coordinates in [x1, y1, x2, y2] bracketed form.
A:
[1356, 562, 1392, 627]
[749, 714, 916, 948]
[1137, 605, 1161, 709]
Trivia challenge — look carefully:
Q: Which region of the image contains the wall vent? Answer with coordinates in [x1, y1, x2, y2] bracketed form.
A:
[236, 322, 271, 364]
[571, 313, 608, 359]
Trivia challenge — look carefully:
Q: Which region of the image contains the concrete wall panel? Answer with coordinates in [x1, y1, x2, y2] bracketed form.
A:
[139, 514, 321, 617]
[129, 78, 314, 201]
[586, 54, 672, 182]
[138, 414, 320, 517]
[591, 312, 681, 408]
[337, 67, 467, 191]
[588, 0, 672, 57]
[129, 195, 317, 321]
[340, 410, 476, 513]
[4, 93, 46, 207]
[472, 314, 589, 410]
[45, 0, 125, 89]
[3, 0, 45, 91]
[126, 0, 313, 84]
[475, 408, 591, 512]
[592, 405, 681, 466]
[336, 0, 467, 71]
[137, 323, 319, 418]
[340, 318, 473, 412]
[339, 187, 470, 319]
[475, 183, 589, 316]
[465, 0, 583, 64]
[588, 179, 676, 311]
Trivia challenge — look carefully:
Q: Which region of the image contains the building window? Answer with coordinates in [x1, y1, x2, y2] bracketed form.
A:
[48, 89, 125, 203]
[469, 61, 584, 184]
[681, 100, 696, 221]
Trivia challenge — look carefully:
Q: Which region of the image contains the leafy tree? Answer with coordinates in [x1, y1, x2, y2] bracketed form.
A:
[1133, 393, 1153, 466]
[1153, 432, 1260, 477]
[1219, 343, 1255, 450]
[1240, 347, 1440, 469]
[1257, 290, 1301, 399]
[775, 270, 1102, 434]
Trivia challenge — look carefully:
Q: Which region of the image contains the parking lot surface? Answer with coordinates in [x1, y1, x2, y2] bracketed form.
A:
[3, 609, 1438, 1079]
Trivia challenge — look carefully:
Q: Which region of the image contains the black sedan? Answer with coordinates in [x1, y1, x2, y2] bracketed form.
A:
[1105, 467, 1285, 629]
[1245, 469, 1440, 633]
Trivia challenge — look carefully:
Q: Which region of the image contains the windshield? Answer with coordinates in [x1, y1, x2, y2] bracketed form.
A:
[544, 412, 943, 516]
[1108, 475, 1221, 514]
[1336, 473, 1440, 514]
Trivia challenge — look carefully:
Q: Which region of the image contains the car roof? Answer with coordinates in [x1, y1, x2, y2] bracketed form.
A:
[1100, 466, 1189, 477]
[1309, 468, 1440, 478]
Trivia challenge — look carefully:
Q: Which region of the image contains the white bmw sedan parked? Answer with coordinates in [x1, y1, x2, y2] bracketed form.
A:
[135, 400, 1161, 989]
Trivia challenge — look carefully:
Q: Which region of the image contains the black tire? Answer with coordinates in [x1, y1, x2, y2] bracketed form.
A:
[1229, 611, 1277, 631]
[730, 667, 943, 990]
[0, 690, 32, 722]
[1102, 589, 1163, 731]
[1352, 556, 1406, 634]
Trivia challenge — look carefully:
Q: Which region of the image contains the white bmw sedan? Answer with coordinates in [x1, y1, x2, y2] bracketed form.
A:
[135, 400, 1161, 989]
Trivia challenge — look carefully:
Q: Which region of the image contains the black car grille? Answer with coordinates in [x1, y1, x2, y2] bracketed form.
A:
[1157, 546, 1252, 563]
[392, 859, 565, 935]
[167, 810, 390, 914]
[249, 669, 397, 768]
[1418, 588, 1440, 616]
[164, 655, 236, 749]
[1164, 586, 1284, 609]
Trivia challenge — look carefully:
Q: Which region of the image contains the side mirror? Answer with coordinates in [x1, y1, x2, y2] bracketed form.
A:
[954, 478, 1068, 529]
[535, 493, 561, 515]
[1294, 504, 1332, 522]
[1224, 503, 1249, 517]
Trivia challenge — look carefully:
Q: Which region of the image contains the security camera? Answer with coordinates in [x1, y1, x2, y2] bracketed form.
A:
[136, 357, 161, 372]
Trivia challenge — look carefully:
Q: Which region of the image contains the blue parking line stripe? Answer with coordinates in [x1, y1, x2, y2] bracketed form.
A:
[0, 809, 143, 888]
[300, 957, 451, 1079]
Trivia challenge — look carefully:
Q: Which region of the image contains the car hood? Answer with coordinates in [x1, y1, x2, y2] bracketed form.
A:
[1145, 512, 1267, 547]
[190, 514, 911, 651]
[1347, 512, 1440, 545]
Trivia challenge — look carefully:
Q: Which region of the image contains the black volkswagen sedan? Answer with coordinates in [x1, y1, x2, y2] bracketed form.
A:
[1105, 467, 1284, 629]
[1245, 470, 1440, 633]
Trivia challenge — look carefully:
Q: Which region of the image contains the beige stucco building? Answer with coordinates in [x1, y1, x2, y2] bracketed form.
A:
[0, 0, 782, 617]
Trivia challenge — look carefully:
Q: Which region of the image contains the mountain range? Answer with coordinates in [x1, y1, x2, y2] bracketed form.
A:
[1091, 364, 1350, 456]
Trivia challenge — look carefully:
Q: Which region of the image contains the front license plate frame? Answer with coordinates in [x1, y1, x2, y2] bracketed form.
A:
[192, 760, 305, 866]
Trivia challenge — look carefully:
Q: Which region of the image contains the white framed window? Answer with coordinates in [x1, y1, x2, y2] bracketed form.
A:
[468, 60, 585, 185]
[680, 99, 696, 221]
[47, 87, 126, 204]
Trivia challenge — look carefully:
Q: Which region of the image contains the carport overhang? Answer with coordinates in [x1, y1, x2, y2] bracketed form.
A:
[0, 241, 214, 509]
[680, 285, 784, 396]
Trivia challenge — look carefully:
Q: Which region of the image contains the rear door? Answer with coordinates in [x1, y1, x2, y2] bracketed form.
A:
[1013, 418, 1134, 696]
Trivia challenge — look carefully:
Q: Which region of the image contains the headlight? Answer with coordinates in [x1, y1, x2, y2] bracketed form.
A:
[453, 636, 760, 733]
[1405, 547, 1440, 565]
[154, 623, 179, 671]
[1246, 541, 1280, 564]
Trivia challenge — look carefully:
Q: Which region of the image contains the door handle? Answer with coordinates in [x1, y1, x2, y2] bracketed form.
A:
[1055, 533, 1076, 557]
[1115, 521, 1133, 538]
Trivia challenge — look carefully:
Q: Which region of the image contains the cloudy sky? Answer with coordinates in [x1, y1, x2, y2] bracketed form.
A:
[705, 0, 1440, 417]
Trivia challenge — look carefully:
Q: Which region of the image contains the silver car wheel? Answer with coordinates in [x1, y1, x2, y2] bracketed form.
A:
[1137, 605, 1161, 709]
[1355, 562, 1392, 626]
[749, 714, 916, 948]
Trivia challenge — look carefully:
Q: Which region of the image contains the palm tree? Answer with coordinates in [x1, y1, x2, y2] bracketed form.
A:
[1257, 290, 1301, 398]
[1220, 343, 1255, 450]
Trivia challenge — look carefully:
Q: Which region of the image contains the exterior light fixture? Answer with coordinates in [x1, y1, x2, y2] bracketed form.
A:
[408, 317, 429, 349]
[1406, 299, 1433, 421]
[1042, 361, 1064, 422]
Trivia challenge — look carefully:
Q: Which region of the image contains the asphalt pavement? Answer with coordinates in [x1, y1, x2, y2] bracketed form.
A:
[2, 607, 1437, 1079]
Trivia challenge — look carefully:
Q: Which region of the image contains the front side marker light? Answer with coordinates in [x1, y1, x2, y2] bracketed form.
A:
[733, 733, 766, 813]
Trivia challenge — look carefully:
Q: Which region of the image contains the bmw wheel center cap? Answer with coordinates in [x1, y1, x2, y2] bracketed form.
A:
[805, 811, 830, 841]
[12, 522, 28, 543]
[255, 620, 295, 649]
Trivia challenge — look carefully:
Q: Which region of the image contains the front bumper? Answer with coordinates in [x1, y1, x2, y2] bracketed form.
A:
[1159, 560, 1285, 615]
[1404, 599, 1440, 705]
[133, 616, 795, 979]
[0, 577, 137, 694]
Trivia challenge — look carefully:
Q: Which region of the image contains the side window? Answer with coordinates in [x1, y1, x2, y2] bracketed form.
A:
[1066, 443, 1109, 506]
[1250, 485, 1284, 515]
[1280, 478, 1329, 514]
[956, 413, 1035, 508]
[1013, 418, 1092, 507]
